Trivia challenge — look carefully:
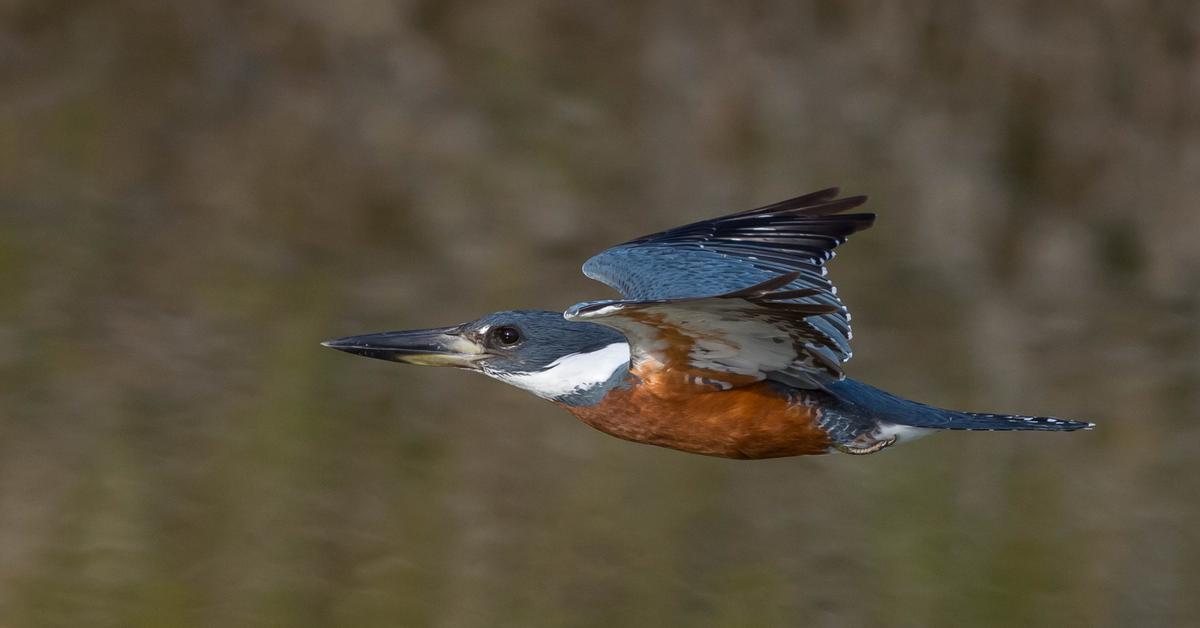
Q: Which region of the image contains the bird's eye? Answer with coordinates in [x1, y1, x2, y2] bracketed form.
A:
[490, 326, 522, 346]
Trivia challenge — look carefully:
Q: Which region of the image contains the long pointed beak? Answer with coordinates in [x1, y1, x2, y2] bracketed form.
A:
[321, 326, 487, 369]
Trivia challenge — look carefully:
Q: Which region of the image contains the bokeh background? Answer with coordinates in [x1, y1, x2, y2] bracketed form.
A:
[2, 1, 1199, 627]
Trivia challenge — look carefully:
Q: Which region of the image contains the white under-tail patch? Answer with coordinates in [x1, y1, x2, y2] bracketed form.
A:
[492, 343, 631, 400]
[874, 422, 935, 444]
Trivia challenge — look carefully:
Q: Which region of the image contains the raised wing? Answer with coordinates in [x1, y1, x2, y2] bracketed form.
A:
[566, 273, 844, 390]
[580, 189, 874, 376]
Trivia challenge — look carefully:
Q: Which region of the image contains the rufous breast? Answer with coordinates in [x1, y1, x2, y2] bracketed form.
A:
[559, 366, 831, 459]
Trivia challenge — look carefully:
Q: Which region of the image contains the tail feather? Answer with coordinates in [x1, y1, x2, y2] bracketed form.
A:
[824, 378, 1095, 432]
[923, 411, 1094, 432]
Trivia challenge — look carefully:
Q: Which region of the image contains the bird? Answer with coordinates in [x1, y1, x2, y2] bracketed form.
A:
[322, 189, 1092, 458]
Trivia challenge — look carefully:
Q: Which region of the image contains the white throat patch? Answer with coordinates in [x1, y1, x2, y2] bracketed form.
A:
[491, 342, 630, 400]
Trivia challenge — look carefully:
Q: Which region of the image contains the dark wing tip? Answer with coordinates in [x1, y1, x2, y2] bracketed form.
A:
[733, 187, 841, 216]
[736, 190, 869, 218]
[622, 191, 876, 250]
[844, 211, 876, 230]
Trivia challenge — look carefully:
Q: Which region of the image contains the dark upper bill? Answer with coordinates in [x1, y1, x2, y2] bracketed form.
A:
[321, 326, 486, 368]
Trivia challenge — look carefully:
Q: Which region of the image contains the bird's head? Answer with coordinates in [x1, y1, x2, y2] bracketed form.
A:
[322, 310, 630, 405]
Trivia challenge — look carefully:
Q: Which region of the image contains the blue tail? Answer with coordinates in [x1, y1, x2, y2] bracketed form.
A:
[824, 379, 1094, 431]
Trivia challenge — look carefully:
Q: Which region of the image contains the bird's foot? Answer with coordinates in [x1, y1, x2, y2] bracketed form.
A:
[834, 435, 896, 455]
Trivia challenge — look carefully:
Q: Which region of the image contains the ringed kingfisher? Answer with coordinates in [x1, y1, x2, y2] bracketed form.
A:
[323, 189, 1092, 458]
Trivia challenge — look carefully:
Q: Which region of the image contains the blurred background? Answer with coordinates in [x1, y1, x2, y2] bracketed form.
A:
[2, 1, 1198, 627]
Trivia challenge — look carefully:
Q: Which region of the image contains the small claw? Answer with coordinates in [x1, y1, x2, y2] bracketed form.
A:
[834, 436, 896, 455]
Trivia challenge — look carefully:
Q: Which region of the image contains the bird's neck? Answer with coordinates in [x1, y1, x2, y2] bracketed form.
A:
[494, 342, 632, 406]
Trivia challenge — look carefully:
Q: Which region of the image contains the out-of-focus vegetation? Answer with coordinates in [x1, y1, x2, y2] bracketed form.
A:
[1, 1, 1198, 627]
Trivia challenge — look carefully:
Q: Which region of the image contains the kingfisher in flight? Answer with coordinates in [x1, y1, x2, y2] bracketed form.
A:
[323, 189, 1091, 458]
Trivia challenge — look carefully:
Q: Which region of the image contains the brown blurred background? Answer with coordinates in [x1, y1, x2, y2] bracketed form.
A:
[2, 1, 1199, 627]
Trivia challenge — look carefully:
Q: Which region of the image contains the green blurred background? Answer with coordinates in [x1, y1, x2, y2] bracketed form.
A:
[2, 1, 1198, 627]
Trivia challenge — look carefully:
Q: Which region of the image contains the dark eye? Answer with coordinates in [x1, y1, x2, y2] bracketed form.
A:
[490, 326, 522, 346]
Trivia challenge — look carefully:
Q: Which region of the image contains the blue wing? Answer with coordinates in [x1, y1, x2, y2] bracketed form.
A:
[580, 188, 874, 380]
